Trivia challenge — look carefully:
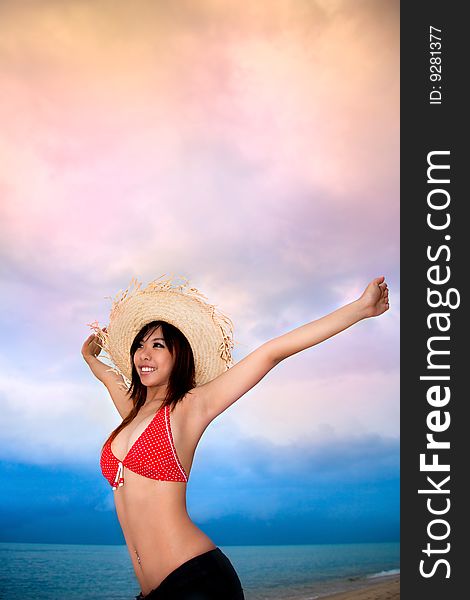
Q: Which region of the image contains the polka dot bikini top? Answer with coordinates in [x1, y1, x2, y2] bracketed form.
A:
[100, 404, 188, 490]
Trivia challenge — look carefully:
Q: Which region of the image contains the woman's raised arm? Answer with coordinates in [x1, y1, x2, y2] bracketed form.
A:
[189, 276, 389, 425]
[81, 331, 133, 419]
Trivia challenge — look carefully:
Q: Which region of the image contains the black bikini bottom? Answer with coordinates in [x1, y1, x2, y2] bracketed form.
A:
[134, 547, 245, 600]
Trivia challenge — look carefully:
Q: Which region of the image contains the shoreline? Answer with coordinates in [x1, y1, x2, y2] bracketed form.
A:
[317, 574, 400, 599]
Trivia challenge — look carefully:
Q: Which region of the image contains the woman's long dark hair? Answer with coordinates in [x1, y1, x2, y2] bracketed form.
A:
[102, 320, 196, 450]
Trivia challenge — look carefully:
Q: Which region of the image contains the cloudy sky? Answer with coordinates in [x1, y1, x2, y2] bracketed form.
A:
[0, 0, 399, 545]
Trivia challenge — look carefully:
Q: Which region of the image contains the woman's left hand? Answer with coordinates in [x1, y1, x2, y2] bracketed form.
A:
[358, 276, 390, 318]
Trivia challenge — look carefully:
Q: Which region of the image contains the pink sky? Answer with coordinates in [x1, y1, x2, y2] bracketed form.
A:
[0, 0, 399, 465]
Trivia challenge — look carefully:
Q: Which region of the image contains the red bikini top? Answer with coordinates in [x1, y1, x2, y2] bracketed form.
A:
[100, 403, 188, 490]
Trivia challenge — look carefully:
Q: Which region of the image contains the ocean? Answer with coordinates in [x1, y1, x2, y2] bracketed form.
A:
[0, 541, 399, 599]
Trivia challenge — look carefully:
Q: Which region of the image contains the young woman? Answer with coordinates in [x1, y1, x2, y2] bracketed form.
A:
[82, 274, 389, 599]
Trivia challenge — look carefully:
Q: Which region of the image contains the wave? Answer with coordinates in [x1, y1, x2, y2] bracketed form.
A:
[367, 568, 400, 579]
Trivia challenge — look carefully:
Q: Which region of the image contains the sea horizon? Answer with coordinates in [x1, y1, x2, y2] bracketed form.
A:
[0, 540, 399, 600]
[0, 539, 399, 547]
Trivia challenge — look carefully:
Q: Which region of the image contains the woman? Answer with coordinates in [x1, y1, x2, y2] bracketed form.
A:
[82, 274, 389, 599]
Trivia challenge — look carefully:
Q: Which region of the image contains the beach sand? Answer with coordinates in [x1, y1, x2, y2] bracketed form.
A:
[319, 575, 400, 599]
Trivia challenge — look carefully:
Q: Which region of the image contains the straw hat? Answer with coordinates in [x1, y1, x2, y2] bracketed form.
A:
[88, 274, 234, 388]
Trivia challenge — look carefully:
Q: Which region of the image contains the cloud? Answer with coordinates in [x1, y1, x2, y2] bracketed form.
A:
[0, 355, 398, 466]
[0, 367, 119, 465]
[0, 0, 398, 284]
[0, 0, 399, 509]
[1, 429, 399, 543]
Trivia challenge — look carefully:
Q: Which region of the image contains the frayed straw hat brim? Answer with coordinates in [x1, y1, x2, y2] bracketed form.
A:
[88, 275, 234, 388]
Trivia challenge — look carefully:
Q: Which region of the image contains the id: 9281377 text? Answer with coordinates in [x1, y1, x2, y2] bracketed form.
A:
[429, 26, 443, 105]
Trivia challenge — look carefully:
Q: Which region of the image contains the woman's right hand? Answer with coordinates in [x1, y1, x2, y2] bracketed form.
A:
[81, 327, 106, 360]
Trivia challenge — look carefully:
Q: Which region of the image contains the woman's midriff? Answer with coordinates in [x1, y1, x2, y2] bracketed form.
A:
[114, 468, 216, 597]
